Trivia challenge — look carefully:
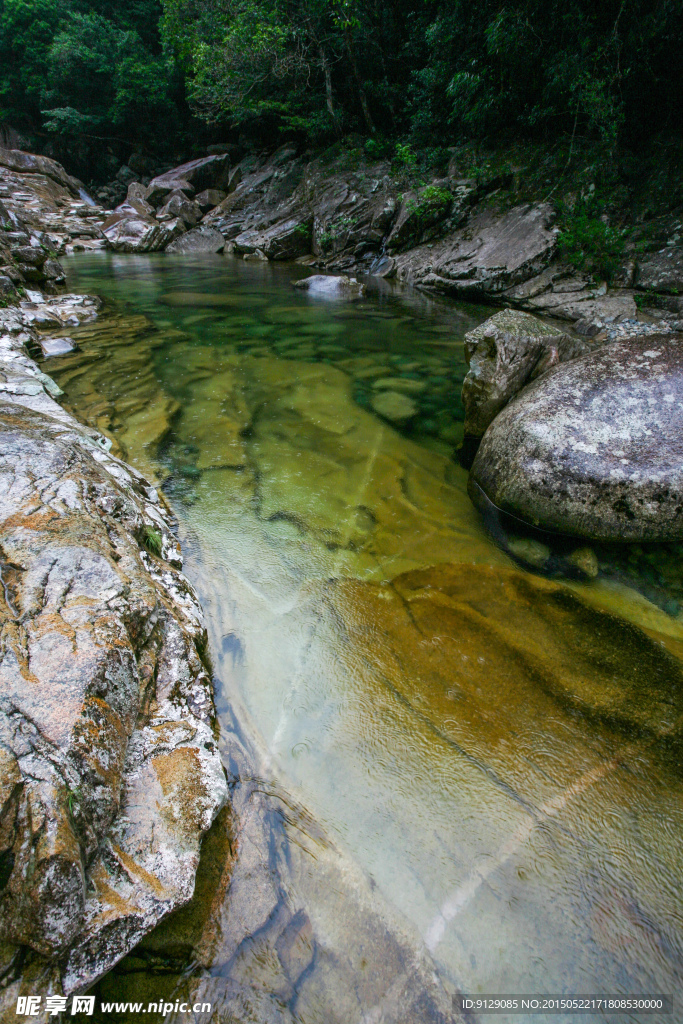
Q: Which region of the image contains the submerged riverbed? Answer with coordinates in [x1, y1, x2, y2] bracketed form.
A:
[49, 253, 683, 1023]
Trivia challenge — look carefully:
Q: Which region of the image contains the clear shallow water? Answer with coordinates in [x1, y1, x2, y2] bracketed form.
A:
[53, 254, 683, 1023]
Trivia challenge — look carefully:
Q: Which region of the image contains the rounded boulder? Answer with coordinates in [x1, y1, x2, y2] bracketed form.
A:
[470, 335, 683, 542]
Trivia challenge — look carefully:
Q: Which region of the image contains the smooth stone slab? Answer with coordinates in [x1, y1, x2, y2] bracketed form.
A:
[470, 336, 683, 542]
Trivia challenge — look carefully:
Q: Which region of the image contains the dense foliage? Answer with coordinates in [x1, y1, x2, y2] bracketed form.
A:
[160, 0, 683, 154]
[1, 0, 682, 176]
[0, 0, 191, 177]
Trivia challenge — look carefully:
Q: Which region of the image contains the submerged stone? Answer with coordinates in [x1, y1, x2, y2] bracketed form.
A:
[470, 336, 683, 542]
[371, 389, 417, 422]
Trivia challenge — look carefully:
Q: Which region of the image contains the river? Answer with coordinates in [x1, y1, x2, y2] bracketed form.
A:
[47, 253, 683, 1024]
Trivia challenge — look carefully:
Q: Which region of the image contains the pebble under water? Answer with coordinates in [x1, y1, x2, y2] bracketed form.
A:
[48, 253, 683, 1024]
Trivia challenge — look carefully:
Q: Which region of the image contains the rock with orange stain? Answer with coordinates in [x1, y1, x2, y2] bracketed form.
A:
[0, 381, 227, 999]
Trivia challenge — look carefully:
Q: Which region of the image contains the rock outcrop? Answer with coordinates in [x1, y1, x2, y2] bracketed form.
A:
[0, 296, 227, 1007]
[461, 309, 591, 444]
[0, 148, 107, 260]
[394, 203, 559, 297]
[101, 207, 183, 253]
[146, 154, 232, 197]
[166, 226, 225, 254]
[469, 335, 683, 542]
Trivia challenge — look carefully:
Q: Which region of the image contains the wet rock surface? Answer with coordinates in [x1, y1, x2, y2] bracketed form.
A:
[293, 273, 364, 297]
[0, 297, 227, 1007]
[471, 335, 683, 542]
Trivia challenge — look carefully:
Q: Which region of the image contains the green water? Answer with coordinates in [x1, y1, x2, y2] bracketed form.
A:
[51, 253, 683, 1024]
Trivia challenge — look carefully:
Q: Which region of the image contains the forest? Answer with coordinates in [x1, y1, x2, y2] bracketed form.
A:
[1, 0, 682, 179]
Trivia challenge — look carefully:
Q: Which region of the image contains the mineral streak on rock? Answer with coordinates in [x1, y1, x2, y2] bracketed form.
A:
[470, 335, 683, 542]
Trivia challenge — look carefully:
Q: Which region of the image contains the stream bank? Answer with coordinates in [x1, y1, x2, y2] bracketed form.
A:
[1, 148, 683, 1022]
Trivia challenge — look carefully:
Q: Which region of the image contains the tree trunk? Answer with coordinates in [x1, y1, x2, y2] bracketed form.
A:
[318, 42, 337, 124]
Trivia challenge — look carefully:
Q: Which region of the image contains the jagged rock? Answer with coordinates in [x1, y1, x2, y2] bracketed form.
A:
[503, 264, 637, 322]
[102, 212, 166, 252]
[293, 274, 364, 297]
[385, 182, 462, 251]
[0, 275, 17, 299]
[0, 147, 82, 196]
[144, 179, 195, 209]
[127, 182, 148, 203]
[394, 203, 559, 297]
[195, 189, 227, 212]
[470, 335, 683, 542]
[43, 258, 66, 282]
[115, 164, 137, 186]
[0, 150, 108, 255]
[166, 226, 225, 254]
[157, 192, 202, 227]
[635, 247, 683, 294]
[0, 303, 228, 997]
[234, 214, 312, 260]
[101, 202, 183, 253]
[461, 309, 590, 442]
[10, 245, 46, 267]
[243, 248, 268, 262]
[117, 196, 154, 219]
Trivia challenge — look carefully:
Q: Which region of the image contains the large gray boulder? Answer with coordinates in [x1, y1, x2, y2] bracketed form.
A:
[462, 309, 590, 440]
[166, 225, 225, 254]
[470, 336, 683, 542]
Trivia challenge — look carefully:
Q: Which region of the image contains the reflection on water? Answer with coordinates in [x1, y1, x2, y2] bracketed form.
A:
[52, 254, 683, 1023]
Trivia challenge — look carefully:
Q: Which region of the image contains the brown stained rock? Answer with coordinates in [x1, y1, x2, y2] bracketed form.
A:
[470, 335, 683, 542]
[0, 396, 227, 991]
[461, 308, 590, 441]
